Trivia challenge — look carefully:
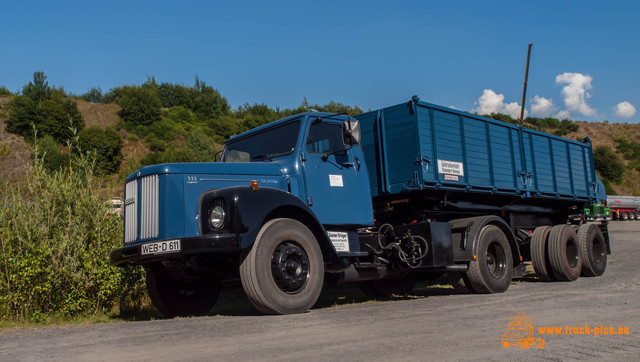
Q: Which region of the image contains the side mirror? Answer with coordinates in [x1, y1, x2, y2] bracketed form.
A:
[342, 120, 361, 146]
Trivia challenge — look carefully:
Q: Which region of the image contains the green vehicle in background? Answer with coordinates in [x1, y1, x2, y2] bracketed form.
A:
[583, 203, 611, 223]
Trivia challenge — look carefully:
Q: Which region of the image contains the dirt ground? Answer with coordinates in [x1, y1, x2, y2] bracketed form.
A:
[1, 221, 638, 361]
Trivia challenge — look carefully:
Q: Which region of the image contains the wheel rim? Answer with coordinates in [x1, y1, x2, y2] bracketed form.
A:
[271, 242, 310, 294]
[591, 237, 605, 264]
[565, 239, 579, 268]
[486, 240, 507, 279]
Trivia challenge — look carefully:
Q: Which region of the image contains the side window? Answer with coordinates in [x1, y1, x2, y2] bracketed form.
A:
[306, 122, 344, 154]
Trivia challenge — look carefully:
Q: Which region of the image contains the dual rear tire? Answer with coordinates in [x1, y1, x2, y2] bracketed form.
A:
[530, 223, 607, 282]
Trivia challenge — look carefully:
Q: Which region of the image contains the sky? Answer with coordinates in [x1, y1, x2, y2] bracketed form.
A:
[2, 1, 639, 122]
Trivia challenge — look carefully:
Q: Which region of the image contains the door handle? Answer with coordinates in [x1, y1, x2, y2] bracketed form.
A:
[342, 162, 355, 168]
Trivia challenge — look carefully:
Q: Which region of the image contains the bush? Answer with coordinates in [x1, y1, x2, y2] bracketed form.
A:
[37, 135, 69, 173]
[594, 146, 624, 184]
[0, 86, 13, 97]
[7, 96, 84, 143]
[0, 139, 145, 322]
[165, 105, 194, 124]
[615, 138, 640, 161]
[77, 127, 123, 174]
[185, 128, 218, 162]
[148, 118, 182, 141]
[114, 86, 162, 126]
[601, 178, 616, 195]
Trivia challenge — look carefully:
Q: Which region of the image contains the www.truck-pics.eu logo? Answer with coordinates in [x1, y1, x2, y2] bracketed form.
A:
[501, 313, 545, 349]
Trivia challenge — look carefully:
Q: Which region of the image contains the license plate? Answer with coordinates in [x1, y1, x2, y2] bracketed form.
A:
[141, 240, 181, 255]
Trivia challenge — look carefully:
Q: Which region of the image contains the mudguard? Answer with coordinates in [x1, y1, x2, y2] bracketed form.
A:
[199, 186, 339, 264]
[449, 215, 523, 277]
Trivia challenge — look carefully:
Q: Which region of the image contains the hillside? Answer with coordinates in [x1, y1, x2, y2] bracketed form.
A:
[1, 96, 639, 195]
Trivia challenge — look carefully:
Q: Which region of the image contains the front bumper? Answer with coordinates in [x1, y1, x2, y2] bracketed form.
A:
[110, 233, 238, 267]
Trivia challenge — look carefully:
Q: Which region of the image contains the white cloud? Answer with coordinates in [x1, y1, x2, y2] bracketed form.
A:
[555, 72, 596, 117]
[613, 101, 636, 118]
[473, 89, 526, 119]
[530, 95, 556, 117]
[555, 110, 571, 120]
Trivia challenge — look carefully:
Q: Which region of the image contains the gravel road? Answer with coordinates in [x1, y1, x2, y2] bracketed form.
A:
[1, 222, 638, 361]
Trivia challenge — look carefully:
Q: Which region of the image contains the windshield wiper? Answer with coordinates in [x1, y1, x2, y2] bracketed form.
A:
[252, 150, 294, 162]
[251, 155, 273, 161]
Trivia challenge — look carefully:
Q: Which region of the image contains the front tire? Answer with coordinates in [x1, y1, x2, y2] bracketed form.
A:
[146, 266, 220, 318]
[240, 218, 324, 315]
[466, 225, 513, 293]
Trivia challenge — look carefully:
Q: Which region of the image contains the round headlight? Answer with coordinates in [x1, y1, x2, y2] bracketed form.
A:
[209, 206, 225, 229]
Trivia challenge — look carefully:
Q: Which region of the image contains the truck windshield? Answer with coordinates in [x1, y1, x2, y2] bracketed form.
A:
[222, 120, 301, 162]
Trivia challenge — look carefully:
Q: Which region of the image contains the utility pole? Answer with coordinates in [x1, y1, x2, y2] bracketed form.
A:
[519, 43, 533, 125]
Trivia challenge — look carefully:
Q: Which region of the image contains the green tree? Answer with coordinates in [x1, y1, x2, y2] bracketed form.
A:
[191, 76, 230, 120]
[22, 71, 52, 104]
[0, 86, 13, 97]
[77, 126, 123, 174]
[593, 146, 624, 184]
[7, 96, 84, 142]
[81, 87, 103, 104]
[115, 86, 162, 126]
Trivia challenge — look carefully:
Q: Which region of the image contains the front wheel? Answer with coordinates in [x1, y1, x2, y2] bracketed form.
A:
[240, 218, 324, 315]
[146, 266, 220, 318]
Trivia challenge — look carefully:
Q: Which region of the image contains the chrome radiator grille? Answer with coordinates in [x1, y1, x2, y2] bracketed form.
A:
[124, 175, 159, 243]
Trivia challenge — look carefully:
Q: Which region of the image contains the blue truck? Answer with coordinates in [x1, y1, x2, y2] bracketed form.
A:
[110, 97, 610, 317]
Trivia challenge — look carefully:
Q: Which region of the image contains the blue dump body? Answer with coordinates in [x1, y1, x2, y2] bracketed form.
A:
[356, 99, 600, 202]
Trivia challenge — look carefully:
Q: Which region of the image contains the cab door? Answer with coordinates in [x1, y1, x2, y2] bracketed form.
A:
[301, 119, 372, 226]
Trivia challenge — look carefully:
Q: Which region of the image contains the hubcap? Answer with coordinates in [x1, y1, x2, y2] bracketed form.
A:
[486, 241, 507, 279]
[592, 238, 605, 264]
[566, 239, 579, 268]
[271, 242, 310, 294]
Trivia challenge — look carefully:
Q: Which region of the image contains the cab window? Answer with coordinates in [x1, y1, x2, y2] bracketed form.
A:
[306, 122, 344, 154]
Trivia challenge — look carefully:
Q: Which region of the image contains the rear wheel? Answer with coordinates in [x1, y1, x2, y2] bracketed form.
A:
[622, 212, 629, 221]
[146, 266, 220, 318]
[530, 226, 555, 281]
[360, 273, 417, 298]
[548, 225, 582, 281]
[240, 218, 324, 315]
[630, 212, 637, 221]
[466, 225, 513, 293]
[577, 223, 607, 277]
